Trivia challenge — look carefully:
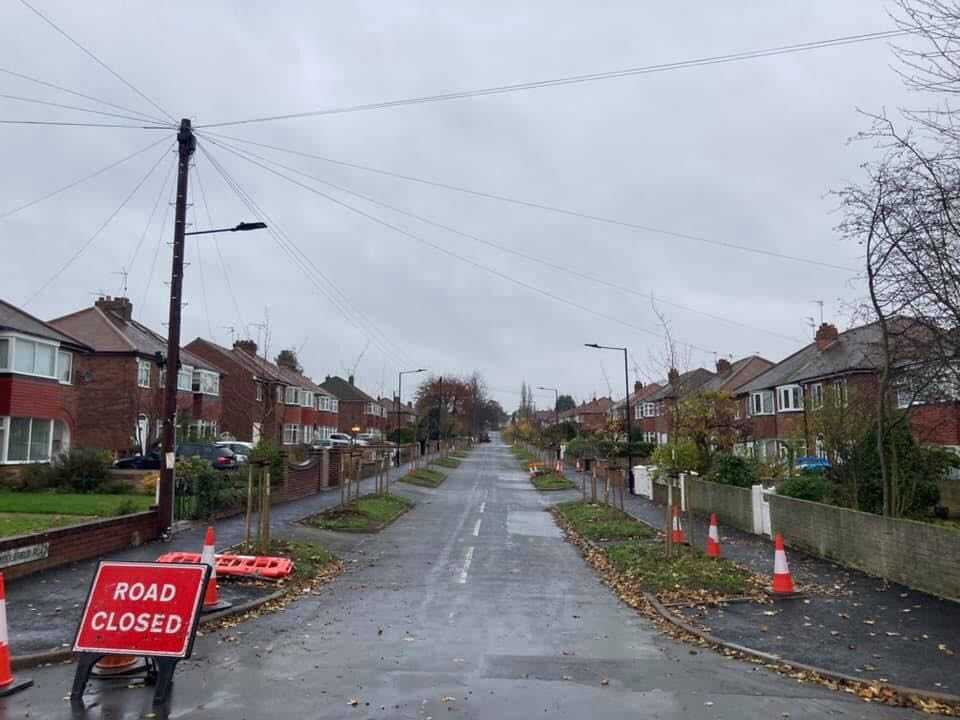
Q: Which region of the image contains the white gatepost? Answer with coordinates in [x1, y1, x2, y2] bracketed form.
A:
[751, 484, 774, 537]
[677, 473, 687, 511]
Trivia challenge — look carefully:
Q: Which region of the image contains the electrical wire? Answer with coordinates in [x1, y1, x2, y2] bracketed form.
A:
[199, 143, 417, 369]
[1, 136, 169, 220]
[187, 176, 215, 339]
[207, 138, 715, 355]
[23, 140, 173, 306]
[0, 65, 168, 124]
[18, 0, 176, 124]
[196, 28, 910, 129]
[203, 134, 805, 344]
[140, 177, 175, 314]
[0, 92, 174, 125]
[126, 150, 176, 270]
[199, 131, 858, 273]
[0, 119, 167, 128]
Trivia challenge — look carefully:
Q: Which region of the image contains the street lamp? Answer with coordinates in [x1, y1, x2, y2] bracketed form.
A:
[184, 221, 267, 236]
[536, 386, 560, 460]
[397, 368, 426, 465]
[585, 343, 635, 493]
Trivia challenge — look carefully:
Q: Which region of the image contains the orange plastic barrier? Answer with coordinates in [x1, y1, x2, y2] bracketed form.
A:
[156, 552, 294, 580]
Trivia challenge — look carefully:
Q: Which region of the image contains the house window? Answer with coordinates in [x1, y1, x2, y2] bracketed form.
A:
[777, 385, 802, 412]
[193, 369, 219, 396]
[301, 391, 313, 408]
[4, 417, 52, 463]
[256, 384, 264, 402]
[11, 338, 57, 378]
[810, 383, 824, 409]
[750, 390, 774, 415]
[276, 386, 283, 402]
[177, 365, 193, 392]
[189, 419, 217, 440]
[331, 398, 338, 413]
[137, 358, 151, 388]
[0, 338, 8, 369]
[302, 426, 313, 443]
[285, 386, 299, 405]
[834, 379, 848, 407]
[57, 350, 72, 384]
[283, 424, 299, 445]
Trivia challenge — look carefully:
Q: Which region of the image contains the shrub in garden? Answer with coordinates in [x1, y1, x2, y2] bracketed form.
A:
[707, 454, 757, 488]
[175, 457, 241, 519]
[779, 472, 833, 502]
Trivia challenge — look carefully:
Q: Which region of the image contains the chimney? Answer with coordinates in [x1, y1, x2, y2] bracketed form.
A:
[716, 358, 732, 374]
[634, 380, 642, 395]
[668, 368, 680, 385]
[95, 295, 133, 322]
[234, 339, 257, 356]
[348, 374, 355, 386]
[815, 323, 839, 351]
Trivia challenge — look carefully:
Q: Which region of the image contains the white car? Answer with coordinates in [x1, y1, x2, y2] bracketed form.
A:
[216, 441, 254, 463]
[328, 433, 353, 447]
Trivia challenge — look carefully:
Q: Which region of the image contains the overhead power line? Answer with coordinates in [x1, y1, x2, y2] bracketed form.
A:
[204, 134, 804, 343]
[201, 131, 858, 273]
[0, 118, 166, 128]
[196, 28, 910, 129]
[18, 0, 176, 124]
[0, 92, 172, 125]
[207, 138, 715, 355]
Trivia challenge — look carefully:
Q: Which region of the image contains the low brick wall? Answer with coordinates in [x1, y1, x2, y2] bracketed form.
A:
[769, 494, 960, 600]
[686, 478, 754, 533]
[937, 478, 960, 517]
[0, 510, 159, 581]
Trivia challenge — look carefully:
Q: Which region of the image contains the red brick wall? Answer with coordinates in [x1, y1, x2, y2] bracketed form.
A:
[0, 375, 80, 435]
[72, 354, 139, 452]
[911, 403, 960, 446]
[0, 510, 159, 581]
[337, 401, 363, 433]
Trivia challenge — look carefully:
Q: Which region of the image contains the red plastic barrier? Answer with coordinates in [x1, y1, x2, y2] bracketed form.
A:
[156, 552, 294, 580]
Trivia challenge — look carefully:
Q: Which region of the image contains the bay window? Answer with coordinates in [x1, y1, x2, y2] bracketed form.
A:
[193, 369, 220, 396]
[177, 365, 193, 392]
[2, 417, 53, 463]
[301, 391, 313, 408]
[285, 386, 299, 405]
[750, 390, 774, 415]
[10, 337, 56, 378]
[777, 385, 802, 412]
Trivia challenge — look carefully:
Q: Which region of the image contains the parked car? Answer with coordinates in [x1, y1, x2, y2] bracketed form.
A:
[216, 441, 254, 463]
[795, 456, 831, 473]
[479, 432, 491, 443]
[176, 442, 239, 470]
[329, 433, 353, 447]
[311, 439, 334, 450]
[114, 449, 162, 470]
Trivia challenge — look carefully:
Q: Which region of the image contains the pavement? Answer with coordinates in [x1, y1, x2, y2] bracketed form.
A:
[570, 474, 960, 696]
[0, 436, 920, 718]
[4, 455, 430, 658]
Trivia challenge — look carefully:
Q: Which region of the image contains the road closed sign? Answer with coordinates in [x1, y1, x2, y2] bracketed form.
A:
[73, 561, 209, 658]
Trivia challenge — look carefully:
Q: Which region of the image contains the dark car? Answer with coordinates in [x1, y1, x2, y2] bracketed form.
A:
[176, 442, 239, 471]
[114, 449, 162, 470]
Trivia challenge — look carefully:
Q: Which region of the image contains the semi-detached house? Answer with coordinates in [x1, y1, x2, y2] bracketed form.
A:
[320, 375, 386, 437]
[0, 299, 90, 472]
[49, 296, 225, 457]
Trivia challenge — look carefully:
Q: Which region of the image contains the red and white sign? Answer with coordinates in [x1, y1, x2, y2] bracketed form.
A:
[73, 561, 208, 658]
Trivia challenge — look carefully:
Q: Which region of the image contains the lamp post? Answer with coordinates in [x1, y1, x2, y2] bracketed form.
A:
[156, 116, 268, 535]
[536, 386, 560, 460]
[397, 368, 426, 466]
[585, 343, 634, 493]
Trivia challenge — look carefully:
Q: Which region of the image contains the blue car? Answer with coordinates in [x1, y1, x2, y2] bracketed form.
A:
[795, 456, 831, 472]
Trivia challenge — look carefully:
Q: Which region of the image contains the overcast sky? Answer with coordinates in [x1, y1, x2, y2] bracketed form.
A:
[1, 1, 921, 410]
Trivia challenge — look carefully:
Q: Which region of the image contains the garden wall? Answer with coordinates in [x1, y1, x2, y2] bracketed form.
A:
[0, 510, 159, 581]
[769, 494, 960, 600]
[685, 477, 754, 534]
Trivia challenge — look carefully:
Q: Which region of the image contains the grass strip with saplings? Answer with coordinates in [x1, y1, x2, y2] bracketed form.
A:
[555, 500, 655, 541]
[436, 456, 461, 469]
[302, 493, 413, 532]
[606, 539, 753, 596]
[530, 472, 576, 491]
[398, 466, 448, 488]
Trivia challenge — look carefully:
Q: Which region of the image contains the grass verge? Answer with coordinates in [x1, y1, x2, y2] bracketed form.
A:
[0, 492, 153, 516]
[436, 456, 461, 469]
[555, 500, 655, 541]
[302, 493, 413, 532]
[398, 466, 448, 488]
[530, 472, 576, 491]
[606, 539, 752, 595]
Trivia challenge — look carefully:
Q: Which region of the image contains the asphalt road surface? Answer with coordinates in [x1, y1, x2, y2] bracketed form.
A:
[2, 437, 914, 719]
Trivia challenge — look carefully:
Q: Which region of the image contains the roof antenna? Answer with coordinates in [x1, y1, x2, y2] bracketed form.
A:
[805, 316, 817, 338]
[811, 299, 824, 325]
[113, 267, 129, 296]
[223, 325, 237, 343]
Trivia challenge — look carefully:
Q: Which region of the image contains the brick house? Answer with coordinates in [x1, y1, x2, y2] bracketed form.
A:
[567, 397, 613, 432]
[379, 397, 416, 434]
[0, 299, 90, 472]
[320, 375, 386, 437]
[610, 381, 664, 439]
[646, 367, 716, 444]
[49, 296, 225, 456]
[274, 361, 339, 446]
[734, 321, 960, 462]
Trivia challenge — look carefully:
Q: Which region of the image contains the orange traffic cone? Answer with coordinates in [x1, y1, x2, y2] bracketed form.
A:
[91, 653, 145, 677]
[771, 533, 795, 594]
[706, 513, 721, 558]
[201, 527, 231, 613]
[671, 506, 687, 544]
[0, 573, 32, 697]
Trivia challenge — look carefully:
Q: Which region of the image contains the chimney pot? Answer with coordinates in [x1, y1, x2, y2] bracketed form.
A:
[633, 380, 642, 395]
[234, 339, 258, 355]
[349, 374, 355, 386]
[716, 358, 732, 374]
[95, 295, 133, 321]
[815, 323, 839, 351]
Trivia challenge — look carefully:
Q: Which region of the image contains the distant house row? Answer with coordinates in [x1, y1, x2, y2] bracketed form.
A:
[540, 321, 960, 461]
[0, 295, 410, 469]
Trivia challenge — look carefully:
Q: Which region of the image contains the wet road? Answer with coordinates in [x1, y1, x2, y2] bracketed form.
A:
[3, 438, 913, 718]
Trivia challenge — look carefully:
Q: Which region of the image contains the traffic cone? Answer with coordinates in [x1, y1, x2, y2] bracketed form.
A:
[201, 527, 231, 613]
[91, 653, 145, 677]
[671, 506, 687, 544]
[706, 513, 721, 558]
[771, 533, 795, 594]
[0, 573, 33, 697]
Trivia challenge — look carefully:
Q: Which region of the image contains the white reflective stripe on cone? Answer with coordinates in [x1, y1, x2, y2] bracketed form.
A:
[709, 525, 719, 542]
[0, 600, 7, 645]
[201, 546, 217, 580]
[774, 550, 790, 575]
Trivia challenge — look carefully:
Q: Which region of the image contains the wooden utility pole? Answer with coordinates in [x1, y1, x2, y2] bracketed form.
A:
[158, 119, 195, 533]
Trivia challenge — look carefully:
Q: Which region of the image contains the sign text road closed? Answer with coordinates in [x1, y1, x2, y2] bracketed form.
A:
[73, 561, 209, 658]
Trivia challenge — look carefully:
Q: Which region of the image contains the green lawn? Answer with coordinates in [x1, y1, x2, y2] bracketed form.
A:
[531, 472, 576, 491]
[0, 492, 153, 516]
[0, 512, 97, 537]
[606, 539, 752, 595]
[555, 500, 655, 541]
[436, 456, 461, 469]
[304, 494, 413, 532]
[398, 466, 448, 488]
